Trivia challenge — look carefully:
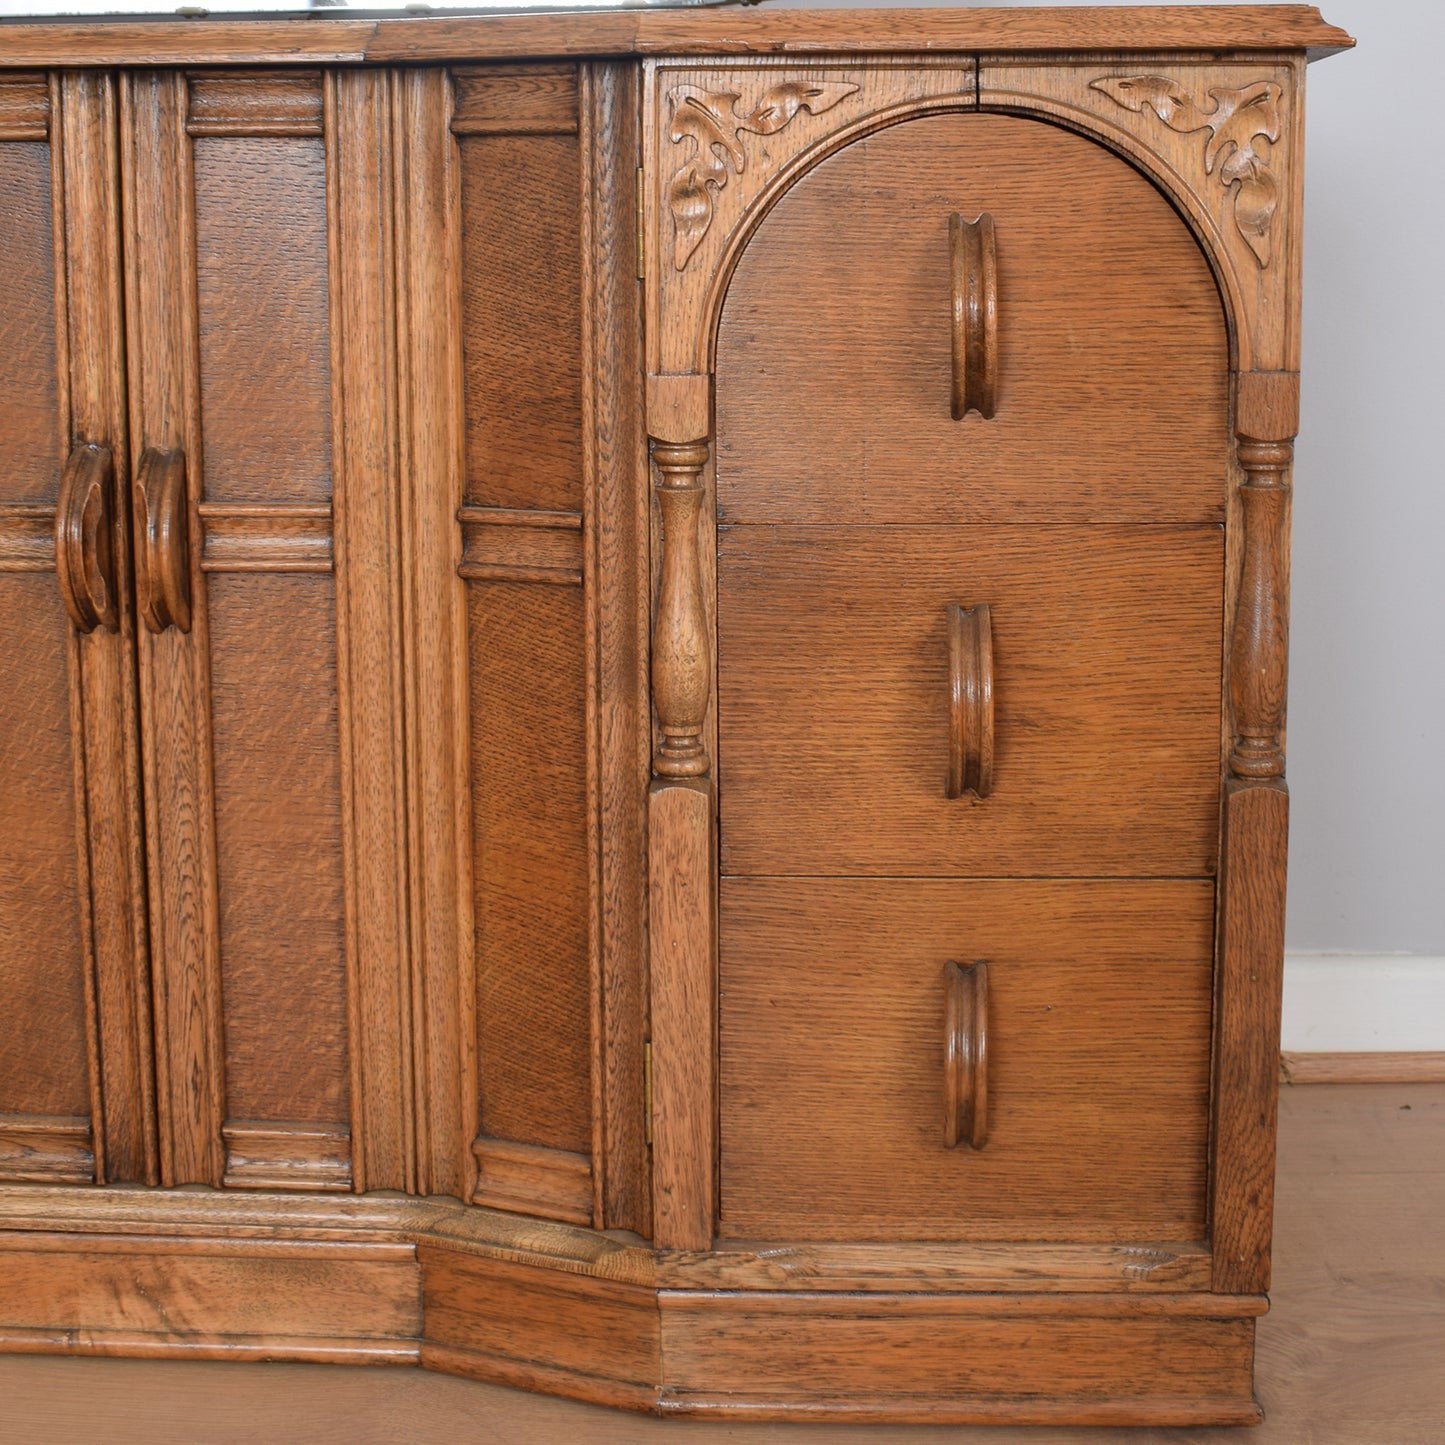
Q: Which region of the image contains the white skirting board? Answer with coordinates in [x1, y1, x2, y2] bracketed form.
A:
[1281, 953, 1445, 1053]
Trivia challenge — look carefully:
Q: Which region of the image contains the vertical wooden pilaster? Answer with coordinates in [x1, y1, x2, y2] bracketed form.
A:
[391, 64, 472, 1201]
[1212, 369, 1297, 1292]
[327, 67, 417, 1195]
[582, 61, 651, 1236]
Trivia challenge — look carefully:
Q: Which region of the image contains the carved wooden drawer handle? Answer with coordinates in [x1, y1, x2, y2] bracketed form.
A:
[945, 959, 989, 1150]
[950, 212, 998, 420]
[134, 447, 192, 634]
[947, 601, 994, 800]
[56, 442, 119, 633]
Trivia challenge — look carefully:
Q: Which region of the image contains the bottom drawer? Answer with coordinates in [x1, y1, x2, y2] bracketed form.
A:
[718, 878, 1214, 1242]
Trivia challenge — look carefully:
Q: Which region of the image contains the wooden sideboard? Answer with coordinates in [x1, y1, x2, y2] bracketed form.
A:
[0, 5, 1351, 1424]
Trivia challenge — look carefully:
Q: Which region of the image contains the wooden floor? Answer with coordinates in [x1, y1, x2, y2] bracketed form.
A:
[2, 1083, 1441, 1444]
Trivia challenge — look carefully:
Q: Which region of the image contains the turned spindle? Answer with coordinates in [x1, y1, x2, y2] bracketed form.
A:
[651, 438, 711, 778]
[1229, 436, 1293, 780]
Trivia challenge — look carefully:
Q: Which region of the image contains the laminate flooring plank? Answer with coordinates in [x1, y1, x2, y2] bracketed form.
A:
[0, 1084, 1440, 1444]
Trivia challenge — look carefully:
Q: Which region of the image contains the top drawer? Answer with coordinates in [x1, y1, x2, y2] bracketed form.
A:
[715, 112, 1229, 526]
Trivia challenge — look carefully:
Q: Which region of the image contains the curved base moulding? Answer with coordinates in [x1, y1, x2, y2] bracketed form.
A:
[0, 1187, 1263, 1425]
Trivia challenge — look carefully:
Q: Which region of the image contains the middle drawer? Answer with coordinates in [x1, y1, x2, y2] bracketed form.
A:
[717, 524, 1224, 878]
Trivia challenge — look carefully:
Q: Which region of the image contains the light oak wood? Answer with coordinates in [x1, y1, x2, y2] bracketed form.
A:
[949, 210, 998, 420]
[718, 878, 1214, 1241]
[580, 60, 652, 1237]
[717, 525, 1224, 877]
[122, 67, 227, 1189]
[392, 63, 473, 1204]
[55, 69, 158, 1188]
[327, 65, 414, 1197]
[646, 780, 716, 1251]
[1, 1082, 1436, 1442]
[0, 8, 1349, 1424]
[0, 9, 1354, 72]
[714, 111, 1229, 526]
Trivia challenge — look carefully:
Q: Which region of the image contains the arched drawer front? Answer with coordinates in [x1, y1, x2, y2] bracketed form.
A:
[715, 111, 1229, 527]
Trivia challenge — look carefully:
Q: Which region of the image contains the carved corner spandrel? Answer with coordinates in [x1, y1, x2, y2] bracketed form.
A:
[1089, 75, 1282, 267]
[978, 58, 1303, 373]
[644, 58, 977, 376]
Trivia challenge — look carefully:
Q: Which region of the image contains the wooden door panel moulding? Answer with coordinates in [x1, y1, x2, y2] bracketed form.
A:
[652, 1238, 1213, 1294]
[456, 505, 583, 586]
[0, 73, 49, 139]
[450, 64, 579, 136]
[56, 67, 159, 1186]
[326, 66, 417, 1197]
[220, 1120, 354, 1192]
[471, 1136, 594, 1226]
[121, 67, 226, 1188]
[0, 1115, 94, 1185]
[186, 70, 324, 137]
[581, 60, 651, 1237]
[196, 501, 334, 573]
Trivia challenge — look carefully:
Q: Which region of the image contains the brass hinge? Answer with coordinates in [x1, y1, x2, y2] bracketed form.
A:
[636, 167, 646, 282]
[643, 1039, 654, 1147]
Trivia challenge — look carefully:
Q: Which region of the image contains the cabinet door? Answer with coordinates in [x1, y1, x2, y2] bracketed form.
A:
[0, 72, 153, 1186]
[121, 70, 366, 1191]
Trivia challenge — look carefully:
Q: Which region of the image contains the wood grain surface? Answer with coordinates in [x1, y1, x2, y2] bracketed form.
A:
[56, 70, 158, 1186]
[718, 878, 1213, 1241]
[0, 9, 1355, 70]
[468, 582, 591, 1158]
[718, 525, 1223, 877]
[0, 133, 92, 1143]
[716, 113, 1228, 526]
[459, 128, 581, 513]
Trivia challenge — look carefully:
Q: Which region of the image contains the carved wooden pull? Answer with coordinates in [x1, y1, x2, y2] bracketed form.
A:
[944, 960, 989, 1150]
[950, 212, 998, 420]
[651, 439, 711, 778]
[55, 442, 119, 633]
[133, 447, 192, 634]
[947, 601, 994, 800]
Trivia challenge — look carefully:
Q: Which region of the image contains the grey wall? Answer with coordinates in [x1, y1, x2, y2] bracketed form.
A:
[771, 0, 1444, 955]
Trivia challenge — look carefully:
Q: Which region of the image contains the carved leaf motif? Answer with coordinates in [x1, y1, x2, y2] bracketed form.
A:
[666, 80, 859, 270]
[1090, 75, 1282, 266]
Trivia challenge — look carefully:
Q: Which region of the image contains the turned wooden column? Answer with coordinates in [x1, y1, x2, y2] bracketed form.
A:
[1229, 435, 1292, 780]
[650, 439, 711, 778]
